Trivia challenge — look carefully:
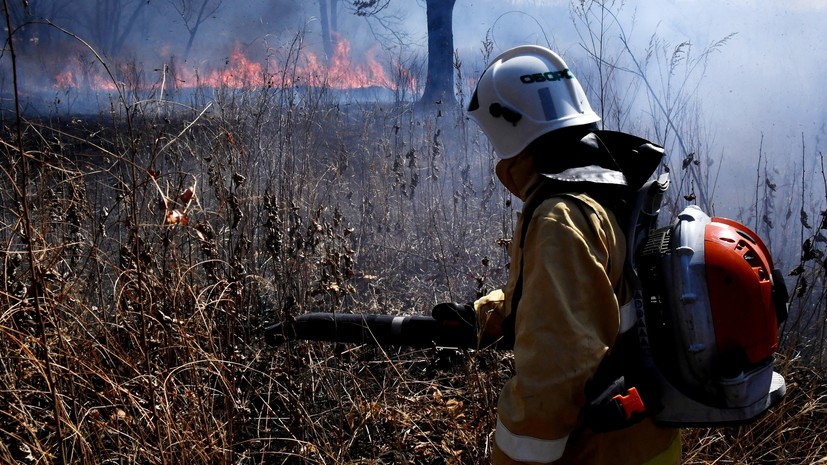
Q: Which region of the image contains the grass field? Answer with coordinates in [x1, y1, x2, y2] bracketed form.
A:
[0, 86, 824, 464]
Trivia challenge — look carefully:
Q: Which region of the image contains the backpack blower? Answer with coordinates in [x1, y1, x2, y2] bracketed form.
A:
[624, 180, 789, 426]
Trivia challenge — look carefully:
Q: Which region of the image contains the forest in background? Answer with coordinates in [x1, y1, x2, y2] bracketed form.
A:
[1, 1, 825, 463]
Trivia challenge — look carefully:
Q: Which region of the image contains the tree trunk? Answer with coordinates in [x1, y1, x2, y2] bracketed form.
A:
[419, 0, 456, 105]
[319, 0, 333, 61]
[183, 0, 211, 61]
[319, 0, 340, 63]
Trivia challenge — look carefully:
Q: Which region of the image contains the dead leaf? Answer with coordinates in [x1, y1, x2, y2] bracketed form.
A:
[165, 210, 188, 225]
[179, 188, 193, 203]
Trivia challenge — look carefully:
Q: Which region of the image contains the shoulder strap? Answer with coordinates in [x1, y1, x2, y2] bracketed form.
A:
[584, 175, 671, 428]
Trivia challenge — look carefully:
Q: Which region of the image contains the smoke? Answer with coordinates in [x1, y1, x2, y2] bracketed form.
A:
[3, 1, 825, 207]
[447, 1, 827, 213]
[626, 0, 827, 208]
[0, 1, 376, 98]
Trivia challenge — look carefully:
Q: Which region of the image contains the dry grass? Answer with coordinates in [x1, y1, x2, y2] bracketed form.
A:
[1, 90, 824, 464]
[1, 33, 825, 464]
[0, 89, 513, 464]
[681, 359, 826, 464]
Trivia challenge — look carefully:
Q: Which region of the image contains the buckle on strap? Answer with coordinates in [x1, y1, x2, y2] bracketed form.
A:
[612, 387, 646, 420]
[585, 377, 648, 432]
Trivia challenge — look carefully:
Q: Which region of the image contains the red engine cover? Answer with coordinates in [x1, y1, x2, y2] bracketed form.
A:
[704, 218, 779, 366]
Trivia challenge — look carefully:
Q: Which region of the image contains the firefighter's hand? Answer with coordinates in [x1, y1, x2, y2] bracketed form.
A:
[432, 302, 477, 348]
[431, 302, 476, 329]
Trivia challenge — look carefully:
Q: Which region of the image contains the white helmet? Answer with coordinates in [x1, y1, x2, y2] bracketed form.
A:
[468, 45, 600, 159]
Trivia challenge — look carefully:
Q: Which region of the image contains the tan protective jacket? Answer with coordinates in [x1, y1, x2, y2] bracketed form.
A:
[476, 156, 680, 465]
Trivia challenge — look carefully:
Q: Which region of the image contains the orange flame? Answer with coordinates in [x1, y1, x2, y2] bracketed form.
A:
[322, 38, 391, 89]
[52, 38, 416, 94]
[200, 46, 265, 88]
[54, 55, 119, 92]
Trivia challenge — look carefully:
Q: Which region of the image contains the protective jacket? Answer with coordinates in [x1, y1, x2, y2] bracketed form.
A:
[476, 146, 680, 464]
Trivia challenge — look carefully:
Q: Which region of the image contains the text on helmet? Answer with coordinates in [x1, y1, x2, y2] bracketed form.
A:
[519, 69, 574, 84]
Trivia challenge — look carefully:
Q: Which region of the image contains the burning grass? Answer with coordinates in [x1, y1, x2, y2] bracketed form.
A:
[1, 88, 825, 464]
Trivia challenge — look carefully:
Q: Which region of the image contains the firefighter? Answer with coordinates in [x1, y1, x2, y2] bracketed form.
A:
[466, 45, 682, 464]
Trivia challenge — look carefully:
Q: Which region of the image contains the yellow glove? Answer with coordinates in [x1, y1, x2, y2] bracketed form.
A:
[474, 289, 506, 347]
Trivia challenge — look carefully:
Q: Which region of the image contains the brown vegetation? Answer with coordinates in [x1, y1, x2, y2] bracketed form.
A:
[2, 3, 826, 462]
[1, 87, 825, 464]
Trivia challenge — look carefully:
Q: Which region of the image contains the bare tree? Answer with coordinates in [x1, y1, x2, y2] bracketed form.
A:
[2, 0, 72, 51]
[352, 0, 391, 16]
[352, 0, 456, 105]
[318, 0, 341, 62]
[168, 0, 224, 60]
[419, 0, 455, 105]
[77, 0, 151, 58]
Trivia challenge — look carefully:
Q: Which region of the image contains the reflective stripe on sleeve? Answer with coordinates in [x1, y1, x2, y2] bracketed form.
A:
[495, 416, 568, 463]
